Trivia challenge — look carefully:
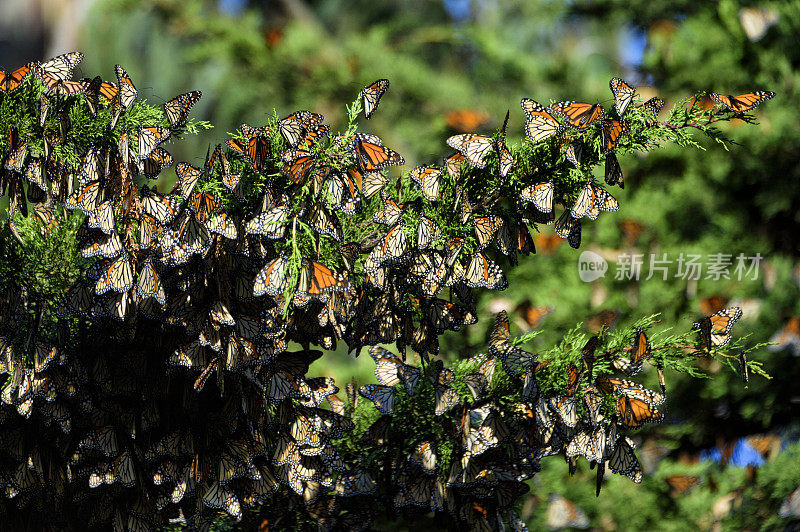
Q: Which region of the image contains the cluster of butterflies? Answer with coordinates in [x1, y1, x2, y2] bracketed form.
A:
[0, 50, 758, 530]
[348, 305, 746, 528]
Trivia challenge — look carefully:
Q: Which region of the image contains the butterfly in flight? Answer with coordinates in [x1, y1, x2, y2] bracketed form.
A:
[0, 62, 35, 94]
[164, 90, 202, 127]
[549, 101, 604, 131]
[708, 91, 774, 113]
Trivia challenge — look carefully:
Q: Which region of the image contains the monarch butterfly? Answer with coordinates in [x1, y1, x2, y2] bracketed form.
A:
[362, 78, 389, 119]
[768, 316, 800, 357]
[434, 380, 459, 416]
[353, 133, 404, 171]
[82, 75, 117, 116]
[473, 215, 503, 251]
[512, 222, 535, 258]
[111, 65, 138, 129]
[158, 229, 192, 266]
[605, 152, 624, 188]
[463, 358, 495, 400]
[4, 126, 27, 173]
[465, 253, 507, 290]
[666, 475, 700, 497]
[584, 389, 605, 426]
[692, 306, 743, 349]
[65, 181, 101, 212]
[188, 191, 222, 222]
[281, 149, 315, 184]
[279, 110, 324, 147]
[38, 51, 83, 81]
[546, 494, 590, 530]
[227, 124, 270, 171]
[174, 162, 202, 199]
[425, 297, 474, 333]
[202, 482, 242, 520]
[698, 294, 729, 315]
[247, 206, 290, 241]
[446, 134, 494, 169]
[565, 139, 582, 168]
[347, 167, 387, 199]
[298, 377, 339, 409]
[615, 394, 664, 428]
[359, 384, 396, 415]
[95, 253, 135, 295]
[324, 171, 360, 215]
[368, 346, 421, 396]
[137, 213, 159, 249]
[267, 370, 307, 404]
[410, 166, 442, 202]
[76, 147, 102, 187]
[80, 230, 123, 259]
[521, 98, 563, 143]
[373, 191, 414, 226]
[295, 259, 351, 302]
[336, 468, 377, 497]
[520, 181, 554, 213]
[641, 96, 664, 117]
[138, 146, 173, 179]
[571, 181, 618, 220]
[609, 77, 636, 117]
[117, 129, 131, 167]
[136, 259, 165, 305]
[138, 126, 170, 160]
[614, 327, 651, 376]
[415, 216, 442, 250]
[601, 119, 630, 154]
[595, 376, 664, 405]
[565, 428, 594, 460]
[0, 62, 34, 94]
[408, 441, 437, 474]
[444, 151, 466, 178]
[708, 91, 775, 113]
[739, 6, 780, 41]
[217, 155, 245, 202]
[164, 90, 202, 127]
[555, 211, 581, 249]
[415, 253, 464, 297]
[177, 211, 212, 255]
[253, 255, 293, 297]
[565, 363, 582, 396]
[497, 110, 514, 177]
[515, 300, 551, 330]
[549, 101, 604, 131]
[298, 124, 330, 150]
[41, 126, 62, 160]
[38, 94, 51, 129]
[551, 395, 578, 427]
[141, 186, 180, 224]
[365, 224, 409, 270]
[37, 68, 86, 96]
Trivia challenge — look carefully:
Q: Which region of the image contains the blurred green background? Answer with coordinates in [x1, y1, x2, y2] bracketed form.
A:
[2, 0, 799, 528]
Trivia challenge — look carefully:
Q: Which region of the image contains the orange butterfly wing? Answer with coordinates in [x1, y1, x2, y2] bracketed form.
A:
[709, 91, 774, 112]
[550, 101, 604, 131]
[0, 64, 33, 93]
